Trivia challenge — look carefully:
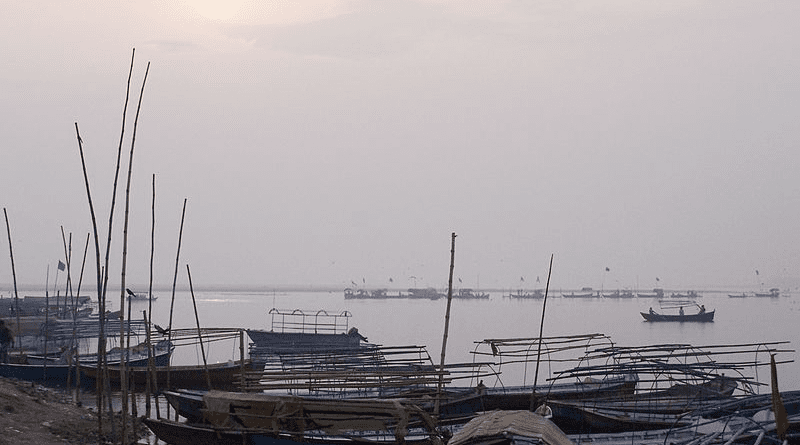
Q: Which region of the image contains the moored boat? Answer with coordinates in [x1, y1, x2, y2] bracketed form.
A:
[561, 289, 596, 298]
[636, 288, 664, 299]
[603, 290, 635, 298]
[455, 288, 489, 299]
[754, 287, 780, 297]
[545, 399, 695, 434]
[506, 289, 544, 299]
[79, 359, 251, 391]
[150, 390, 447, 445]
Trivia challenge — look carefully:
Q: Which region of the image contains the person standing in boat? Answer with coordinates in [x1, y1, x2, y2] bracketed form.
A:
[679, 306, 684, 316]
[0, 320, 13, 363]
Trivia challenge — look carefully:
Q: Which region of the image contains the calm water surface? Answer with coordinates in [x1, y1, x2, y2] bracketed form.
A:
[113, 289, 800, 392]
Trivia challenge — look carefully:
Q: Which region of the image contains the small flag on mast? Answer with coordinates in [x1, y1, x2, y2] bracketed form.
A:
[57, 261, 66, 271]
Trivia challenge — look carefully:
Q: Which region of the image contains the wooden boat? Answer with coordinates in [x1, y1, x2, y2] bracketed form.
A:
[247, 309, 367, 360]
[603, 290, 635, 298]
[25, 339, 173, 366]
[151, 390, 447, 445]
[641, 300, 713, 322]
[0, 362, 83, 385]
[79, 359, 251, 391]
[0, 340, 173, 386]
[754, 288, 780, 297]
[163, 389, 207, 423]
[142, 416, 444, 445]
[247, 329, 366, 352]
[636, 288, 664, 299]
[455, 289, 489, 299]
[478, 373, 639, 411]
[561, 291, 595, 298]
[506, 289, 543, 299]
[641, 308, 714, 322]
[545, 399, 695, 434]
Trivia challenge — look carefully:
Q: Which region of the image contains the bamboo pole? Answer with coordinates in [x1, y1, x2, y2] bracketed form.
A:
[3, 208, 22, 356]
[104, 52, 137, 441]
[240, 330, 246, 390]
[59, 228, 73, 389]
[435, 232, 456, 417]
[166, 198, 187, 419]
[146, 174, 156, 417]
[120, 57, 149, 442]
[72, 233, 89, 403]
[73, 123, 106, 435]
[531, 253, 554, 409]
[187, 265, 213, 390]
[533, 255, 555, 385]
[44, 265, 50, 379]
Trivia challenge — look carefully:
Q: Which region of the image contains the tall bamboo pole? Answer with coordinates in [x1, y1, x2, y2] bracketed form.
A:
[118, 57, 149, 444]
[3, 209, 21, 354]
[530, 254, 554, 410]
[166, 198, 187, 418]
[239, 330, 245, 390]
[59, 227, 74, 388]
[72, 233, 90, 403]
[44, 266, 50, 379]
[187, 265, 212, 390]
[146, 174, 156, 417]
[73, 123, 106, 437]
[435, 232, 456, 417]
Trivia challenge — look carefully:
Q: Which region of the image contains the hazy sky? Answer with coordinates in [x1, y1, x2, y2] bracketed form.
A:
[2, 0, 799, 292]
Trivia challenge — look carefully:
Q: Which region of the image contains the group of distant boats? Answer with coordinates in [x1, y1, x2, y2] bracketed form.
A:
[344, 286, 784, 300]
[344, 287, 489, 300]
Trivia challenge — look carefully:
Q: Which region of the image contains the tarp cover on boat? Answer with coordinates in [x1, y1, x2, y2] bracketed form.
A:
[449, 410, 574, 445]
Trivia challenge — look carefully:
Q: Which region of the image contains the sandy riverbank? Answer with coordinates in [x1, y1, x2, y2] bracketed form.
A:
[0, 376, 147, 444]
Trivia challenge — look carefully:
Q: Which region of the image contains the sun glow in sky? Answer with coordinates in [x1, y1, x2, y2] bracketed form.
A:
[181, 0, 247, 20]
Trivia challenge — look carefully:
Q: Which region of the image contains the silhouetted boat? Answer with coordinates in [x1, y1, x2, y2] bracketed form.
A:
[641, 301, 714, 322]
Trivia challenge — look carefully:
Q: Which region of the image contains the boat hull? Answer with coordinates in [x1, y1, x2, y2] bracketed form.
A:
[80, 360, 250, 391]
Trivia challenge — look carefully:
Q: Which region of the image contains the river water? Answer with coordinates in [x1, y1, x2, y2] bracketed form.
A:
[109, 288, 800, 392]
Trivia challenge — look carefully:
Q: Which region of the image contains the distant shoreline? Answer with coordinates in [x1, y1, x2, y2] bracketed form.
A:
[1, 283, 792, 296]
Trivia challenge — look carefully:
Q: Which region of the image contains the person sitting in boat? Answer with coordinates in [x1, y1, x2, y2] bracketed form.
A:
[699, 305, 705, 313]
[679, 306, 684, 316]
[649, 307, 655, 315]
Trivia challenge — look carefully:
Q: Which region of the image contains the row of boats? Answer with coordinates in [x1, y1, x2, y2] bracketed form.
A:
[345, 288, 490, 300]
[1, 305, 797, 444]
[345, 287, 786, 300]
[141, 327, 799, 445]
